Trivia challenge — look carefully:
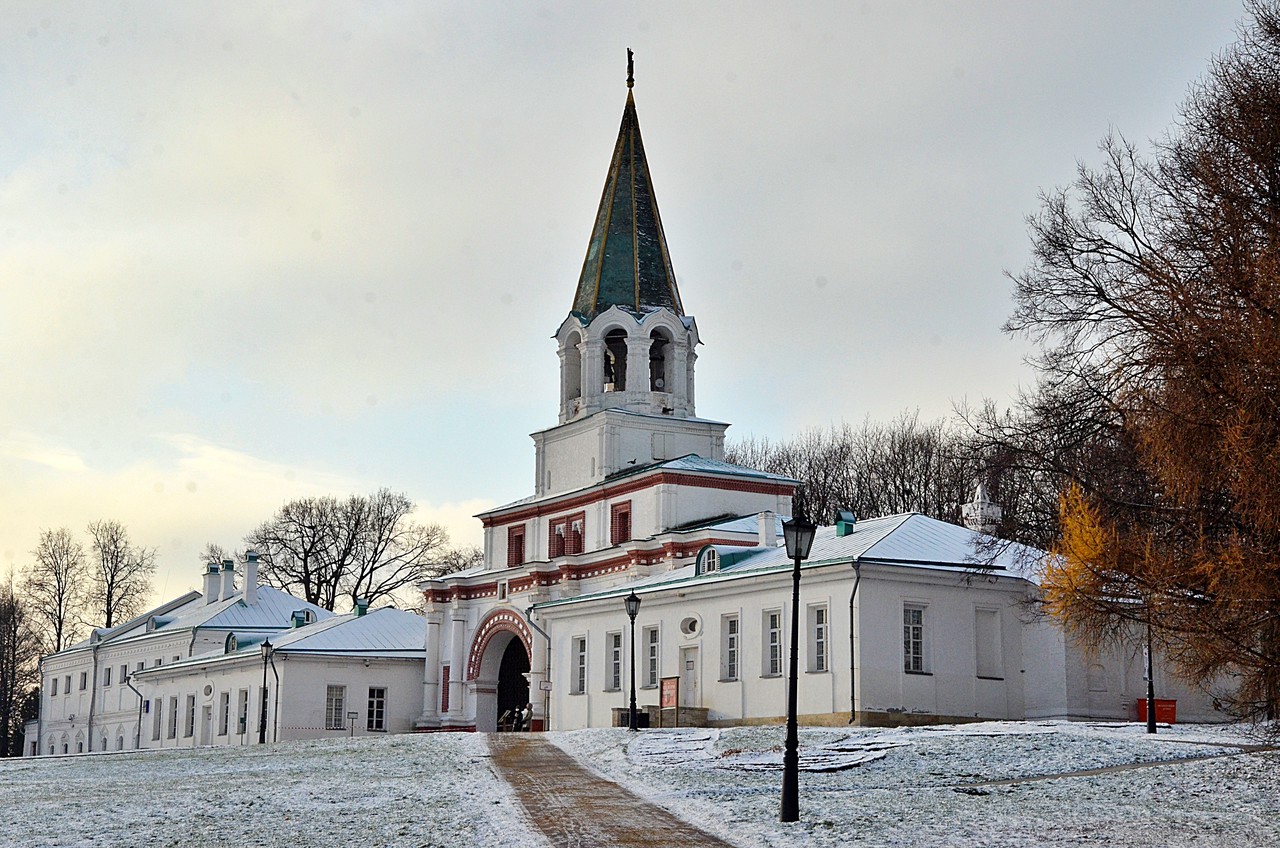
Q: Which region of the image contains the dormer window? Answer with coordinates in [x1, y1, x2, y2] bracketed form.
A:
[697, 547, 719, 575]
[225, 633, 238, 654]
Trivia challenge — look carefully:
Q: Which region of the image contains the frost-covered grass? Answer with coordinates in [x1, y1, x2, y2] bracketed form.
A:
[0, 734, 541, 848]
[6, 722, 1276, 848]
[550, 721, 1280, 847]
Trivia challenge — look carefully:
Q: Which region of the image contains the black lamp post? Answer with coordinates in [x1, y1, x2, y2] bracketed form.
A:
[1145, 618, 1157, 734]
[625, 590, 642, 731]
[258, 639, 272, 745]
[780, 507, 816, 823]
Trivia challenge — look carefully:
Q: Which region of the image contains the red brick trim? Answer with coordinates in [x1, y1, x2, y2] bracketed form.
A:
[481, 471, 794, 528]
[466, 609, 533, 680]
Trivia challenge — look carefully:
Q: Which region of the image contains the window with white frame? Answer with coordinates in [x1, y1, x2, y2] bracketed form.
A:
[237, 689, 249, 735]
[184, 695, 196, 738]
[167, 696, 178, 739]
[326, 685, 347, 730]
[152, 699, 162, 741]
[64, 675, 71, 693]
[51, 677, 57, 697]
[606, 631, 622, 691]
[368, 687, 387, 731]
[218, 691, 230, 736]
[103, 666, 112, 687]
[810, 605, 829, 673]
[79, 672, 87, 690]
[721, 615, 739, 681]
[643, 626, 660, 687]
[572, 637, 588, 694]
[903, 604, 927, 673]
[764, 609, 783, 676]
[121, 664, 129, 684]
[975, 607, 1003, 679]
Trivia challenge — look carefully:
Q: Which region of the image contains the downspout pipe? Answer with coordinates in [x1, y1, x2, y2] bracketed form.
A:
[848, 561, 862, 724]
[87, 640, 100, 752]
[124, 674, 145, 749]
[523, 605, 552, 731]
[270, 653, 281, 743]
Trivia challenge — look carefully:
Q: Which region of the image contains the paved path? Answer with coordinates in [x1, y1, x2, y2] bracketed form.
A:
[489, 734, 734, 848]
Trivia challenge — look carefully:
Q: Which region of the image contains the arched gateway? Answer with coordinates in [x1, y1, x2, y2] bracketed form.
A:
[467, 610, 535, 732]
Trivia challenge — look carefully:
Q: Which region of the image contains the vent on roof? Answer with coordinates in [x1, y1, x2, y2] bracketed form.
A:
[835, 510, 857, 537]
[354, 598, 369, 617]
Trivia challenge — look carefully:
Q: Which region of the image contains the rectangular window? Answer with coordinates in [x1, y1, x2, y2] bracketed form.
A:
[549, 512, 586, 558]
[120, 664, 129, 684]
[610, 501, 632, 545]
[237, 689, 249, 735]
[152, 699, 162, 741]
[975, 608, 1003, 679]
[721, 615, 740, 681]
[64, 675, 71, 693]
[103, 666, 112, 687]
[218, 691, 230, 736]
[441, 665, 451, 713]
[326, 685, 347, 730]
[167, 696, 178, 739]
[606, 631, 622, 691]
[507, 525, 526, 567]
[184, 695, 196, 738]
[498, 580, 508, 601]
[367, 687, 387, 731]
[904, 605, 927, 673]
[765, 610, 783, 676]
[644, 626, 660, 687]
[810, 605, 829, 673]
[51, 677, 58, 697]
[80, 672, 87, 690]
[136, 661, 144, 674]
[572, 636, 588, 694]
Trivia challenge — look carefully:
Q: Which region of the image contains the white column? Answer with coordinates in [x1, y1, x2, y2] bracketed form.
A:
[421, 611, 443, 725]
[448, 613, 467, 721]
[626, 335, 653, 404]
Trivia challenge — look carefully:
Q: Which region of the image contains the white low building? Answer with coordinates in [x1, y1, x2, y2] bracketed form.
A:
[28, 554, 426, 755]
[413, 69, 1223, 734]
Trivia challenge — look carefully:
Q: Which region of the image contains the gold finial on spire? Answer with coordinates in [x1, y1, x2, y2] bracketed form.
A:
[627, 48, 634, 89]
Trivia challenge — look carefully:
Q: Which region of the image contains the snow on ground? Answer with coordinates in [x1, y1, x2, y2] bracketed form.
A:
[550, 721, 1280, 847]
[0, 733, 544, 848]
[5, 721, 1276, 848]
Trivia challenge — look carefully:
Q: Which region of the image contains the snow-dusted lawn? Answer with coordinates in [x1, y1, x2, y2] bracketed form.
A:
[551, 721, 1280, 847]
[5, 722, 1276, 847]
[0, 734, 540, 848]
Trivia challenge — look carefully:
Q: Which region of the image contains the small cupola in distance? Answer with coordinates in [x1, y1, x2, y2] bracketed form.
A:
[961, 482, 1003, 535]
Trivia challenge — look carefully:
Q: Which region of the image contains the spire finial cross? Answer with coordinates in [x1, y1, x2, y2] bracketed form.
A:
[627, 48, 634, 89]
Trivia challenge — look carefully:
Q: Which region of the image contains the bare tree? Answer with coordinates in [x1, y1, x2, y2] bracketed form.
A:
[0, 574, 41, 757]
[999, 0, 1280, 720]
[86, 520, 157, 629]
[247, 489, 453, 612]
[22, 528, 88, 653]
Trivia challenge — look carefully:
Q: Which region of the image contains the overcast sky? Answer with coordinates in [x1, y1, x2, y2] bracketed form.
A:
[1, 2, 1246, 602]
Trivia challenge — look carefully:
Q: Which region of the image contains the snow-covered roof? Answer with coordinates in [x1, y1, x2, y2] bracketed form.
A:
[535, 513, 1044, 610]
[267, 607, 425, 657]
[483, 453, 796, 515]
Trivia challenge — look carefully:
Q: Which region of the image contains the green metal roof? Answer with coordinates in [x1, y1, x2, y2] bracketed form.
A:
[571, 88, 684, 322]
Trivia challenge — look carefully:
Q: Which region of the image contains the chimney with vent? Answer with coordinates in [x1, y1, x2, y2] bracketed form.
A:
[757, 511, 775, 547]
[355, 598, 369, 617]
[219, 559, 236, 601]
[243, 551, 259, 605]
[202, 564, 220, 604]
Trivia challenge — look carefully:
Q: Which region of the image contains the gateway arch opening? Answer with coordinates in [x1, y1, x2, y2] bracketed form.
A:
[497, 638, 531, 731]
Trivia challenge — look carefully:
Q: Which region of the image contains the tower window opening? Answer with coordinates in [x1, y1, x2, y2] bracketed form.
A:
[649, 330, 671, 391]
[604, 329, 628, 391]
[564, 331, 582, 401]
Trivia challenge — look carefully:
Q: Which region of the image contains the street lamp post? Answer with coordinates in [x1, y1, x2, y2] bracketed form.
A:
[258, 639, 272, 745]
[780, 507, 816, 823]
[625, 591, 642, 731]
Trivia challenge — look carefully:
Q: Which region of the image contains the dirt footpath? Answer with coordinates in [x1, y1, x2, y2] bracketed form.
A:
[489, 734, 734, 848]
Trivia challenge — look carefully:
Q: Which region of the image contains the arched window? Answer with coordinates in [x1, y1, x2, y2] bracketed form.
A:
[649, 329, 672, 391]
[604, 329, 628, 391]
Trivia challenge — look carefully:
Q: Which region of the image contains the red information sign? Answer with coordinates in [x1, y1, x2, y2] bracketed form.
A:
[660, 676, 679, 709]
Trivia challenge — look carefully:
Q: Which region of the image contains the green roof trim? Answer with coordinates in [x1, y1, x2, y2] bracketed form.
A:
[572, 89, 684, 321]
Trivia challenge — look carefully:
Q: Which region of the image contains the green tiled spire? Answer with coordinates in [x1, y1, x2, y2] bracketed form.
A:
[571, 70, 684, 322]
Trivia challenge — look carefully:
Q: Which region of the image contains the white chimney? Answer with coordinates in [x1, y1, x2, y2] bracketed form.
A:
[219, 560, 236, 601]
[757, 511, 775, 547]
[243, 551, 259, 605]
[202, 564, 220, 604]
